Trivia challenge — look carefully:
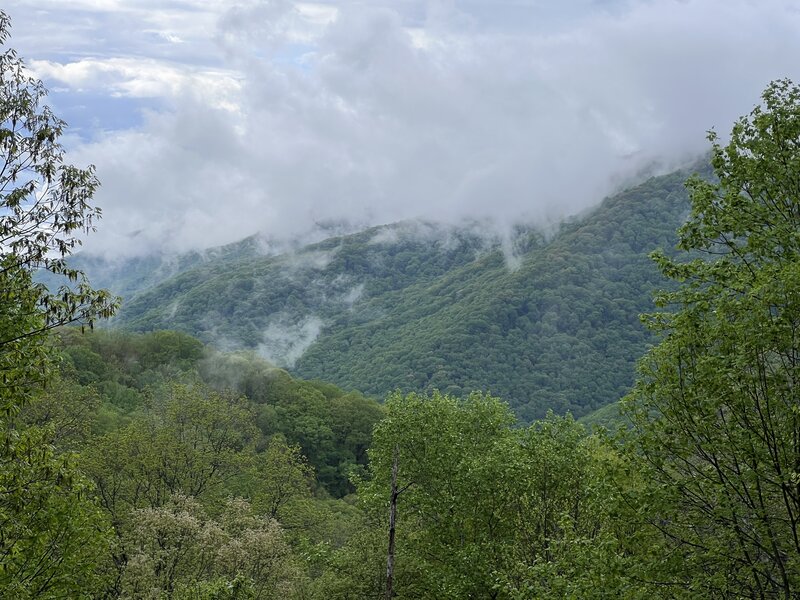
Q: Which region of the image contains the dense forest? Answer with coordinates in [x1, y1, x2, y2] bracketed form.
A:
[83, 166, 697, 422]
[2, 11, 799, 599]
[295, 170, 694, 421]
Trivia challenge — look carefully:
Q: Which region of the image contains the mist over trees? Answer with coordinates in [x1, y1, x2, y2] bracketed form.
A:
[1, 8, 800, 599]
[110, 168, 693, 422]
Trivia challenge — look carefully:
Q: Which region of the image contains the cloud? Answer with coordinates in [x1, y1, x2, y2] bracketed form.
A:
[29, 58, 241, 107]
[6, 0, 800, 257]
[257, 314, 324, 367]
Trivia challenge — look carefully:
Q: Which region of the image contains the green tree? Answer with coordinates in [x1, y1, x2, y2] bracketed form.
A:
[17, 375, 102, 450]
[247, 436, 314, 521]
[625, 79, 800, 597]
[0, 12, 117, 597]
[0, 12, 116, 409]
[120, 494, 300, 599]
[363, 391, 515, 599]
[0, 421, 114, 598]
[85, 384, 258, 525]
[357, 391, 634, 599]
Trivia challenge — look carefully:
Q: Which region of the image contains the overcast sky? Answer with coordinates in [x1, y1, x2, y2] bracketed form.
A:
[5, 0, 800, 257]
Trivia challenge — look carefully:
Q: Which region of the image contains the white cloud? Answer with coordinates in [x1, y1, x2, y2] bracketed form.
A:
[296, 3, 338, 26]
[29, 57, 241, 107]
[6, 0, 800, 257]
[257, 314, 324, 367]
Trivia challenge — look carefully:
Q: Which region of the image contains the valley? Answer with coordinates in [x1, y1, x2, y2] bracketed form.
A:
[76, 167, 699, 421]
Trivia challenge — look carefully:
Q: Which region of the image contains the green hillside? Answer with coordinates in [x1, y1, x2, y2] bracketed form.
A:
[110, 168, 694, 420]
[56, 328, 383, 497]
[295, 170, 691, 420]
[116, 222, 492, 355]
[35, 233, 268, 301]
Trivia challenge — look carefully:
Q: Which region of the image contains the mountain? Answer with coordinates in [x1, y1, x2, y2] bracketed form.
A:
[293, 169, 691, 420]
[114, 221, 496, 362]
[77, 167, 696, 420]
[35, 234, 270, 301]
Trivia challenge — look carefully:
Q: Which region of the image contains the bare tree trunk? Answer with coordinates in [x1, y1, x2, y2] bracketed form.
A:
[385, 445, 399, 600]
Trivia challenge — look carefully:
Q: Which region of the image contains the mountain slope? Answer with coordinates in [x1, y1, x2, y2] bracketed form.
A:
[110, 168, 694, 420]
[295, 170, 690, 420]
[36, 235, 268, 301]
[115, 222, 494, 362]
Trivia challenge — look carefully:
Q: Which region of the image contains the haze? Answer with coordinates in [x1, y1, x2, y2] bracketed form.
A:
[6, 0, 800, 257]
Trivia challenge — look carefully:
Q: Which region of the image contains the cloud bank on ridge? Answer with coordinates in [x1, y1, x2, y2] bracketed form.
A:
[6, 0, 800, 257]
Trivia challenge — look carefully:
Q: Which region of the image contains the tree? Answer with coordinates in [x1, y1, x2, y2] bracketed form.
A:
[120, 495, 300, 599]
[84, 384, 258, 525]
[0, 419, 114, 598]
[0, 12, 118, 596]
[624, 79, 800, 597]
[358, 391, 632, 599]
[361, 391, 516, 598]
[0, 13, 116, 409]
[246, 436, 314, 521]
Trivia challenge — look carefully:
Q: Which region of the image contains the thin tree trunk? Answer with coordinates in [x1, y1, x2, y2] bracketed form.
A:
[385, 445, 399, 600]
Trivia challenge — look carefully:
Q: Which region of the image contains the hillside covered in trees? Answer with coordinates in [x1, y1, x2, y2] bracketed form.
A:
[92, 166, 699, 421]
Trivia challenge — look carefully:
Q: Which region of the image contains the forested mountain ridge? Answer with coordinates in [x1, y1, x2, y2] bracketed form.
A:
[104, 167, 696, 420]
[35, 232, 270, 301]
[296, 168, 694, 420]
[113, 221, 492, 360]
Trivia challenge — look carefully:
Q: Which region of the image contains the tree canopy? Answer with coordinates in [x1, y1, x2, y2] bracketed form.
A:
[0, 13, 117, 596]
[0, 10, 117, 411]
[624, 78, 800, 597]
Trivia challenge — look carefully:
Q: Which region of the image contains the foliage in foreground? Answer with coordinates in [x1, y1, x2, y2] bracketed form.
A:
[624, 79, 800, 597]
[348, 392, 651, 600]
[0, 10, 117, 597]
[13, 330, 377, 598]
